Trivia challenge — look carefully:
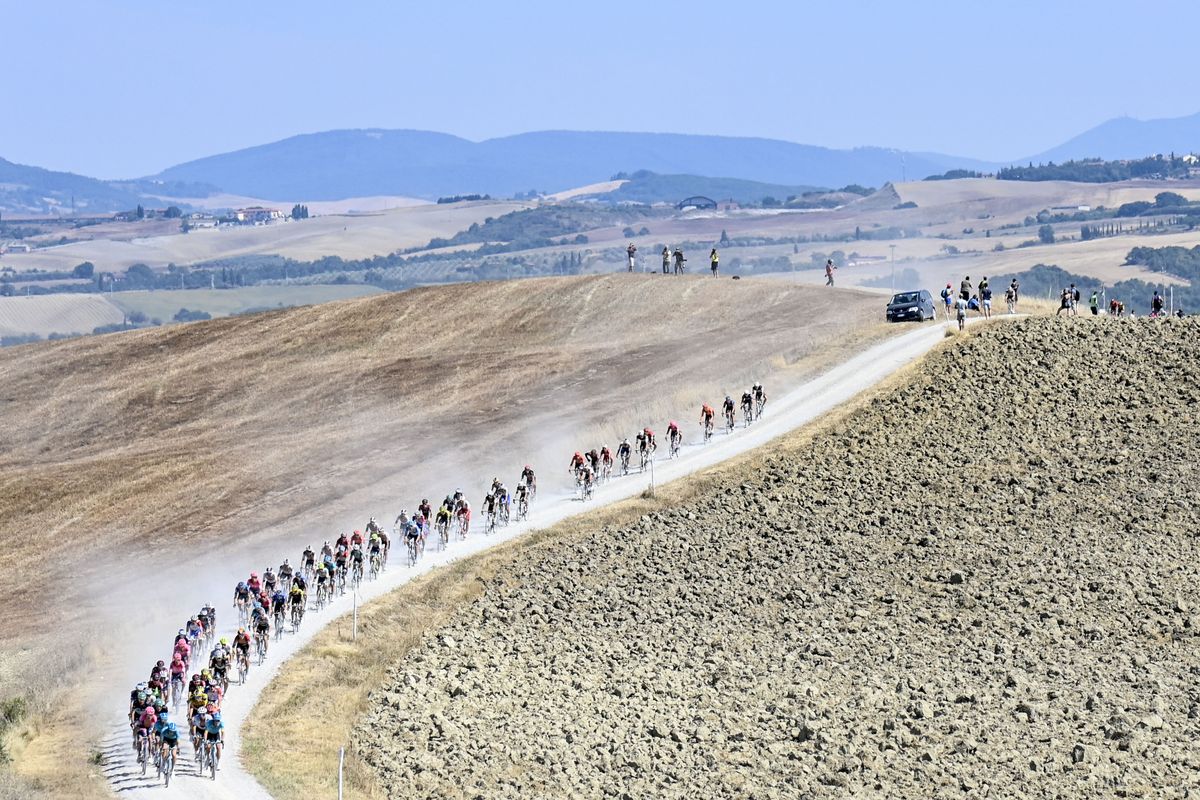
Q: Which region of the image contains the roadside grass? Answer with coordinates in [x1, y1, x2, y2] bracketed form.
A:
[0, 642, 108, 800]
[242, 328, 965, 799]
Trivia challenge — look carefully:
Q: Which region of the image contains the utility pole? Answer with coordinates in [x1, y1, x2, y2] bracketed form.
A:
[889, 244, 897, 293]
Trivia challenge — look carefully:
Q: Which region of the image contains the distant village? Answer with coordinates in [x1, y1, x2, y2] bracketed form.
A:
[112, 205, 289, 226]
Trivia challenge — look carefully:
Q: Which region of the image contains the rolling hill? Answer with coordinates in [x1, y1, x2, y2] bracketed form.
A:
[152, 129, 994, 201]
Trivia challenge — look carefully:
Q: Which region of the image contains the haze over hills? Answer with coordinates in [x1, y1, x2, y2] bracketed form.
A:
[151, 129, 993, 201]
[5, 112, 1200, 215]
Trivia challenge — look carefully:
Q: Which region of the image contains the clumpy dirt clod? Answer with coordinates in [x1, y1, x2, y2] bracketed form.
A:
[354, 318, 1200, 799]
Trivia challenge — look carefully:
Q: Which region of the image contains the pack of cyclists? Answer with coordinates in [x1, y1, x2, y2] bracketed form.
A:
[570, 384, 767, 495]
[123, 377, 768, 783]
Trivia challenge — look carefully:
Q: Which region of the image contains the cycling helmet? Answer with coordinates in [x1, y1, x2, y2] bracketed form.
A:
[524, 464, 531, 470]
[726, 395, 732, 402]
[172, 655, 182, 663]
[353, 530, 360, 535]
[207, 704, 217, 714]
[137, 691, 147, 701]
[167, 722, 178, 733]
[237, 581, 246, 590]
[238, 627, 246, 634]
[157, 659, 165, 667]
[219, 638, 228, 646]
[192, 674, 200, 681]
[213, 712, 222, 721]
[250, 572, 258, 579]
[669, 420, 677, 427]
[282, 558, 289, 565]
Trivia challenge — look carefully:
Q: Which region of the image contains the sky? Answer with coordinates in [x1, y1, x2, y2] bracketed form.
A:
[5, 0, 1200, 178]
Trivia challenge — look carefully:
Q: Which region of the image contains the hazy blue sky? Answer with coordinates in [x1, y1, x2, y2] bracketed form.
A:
[5, 0, 1199, 178]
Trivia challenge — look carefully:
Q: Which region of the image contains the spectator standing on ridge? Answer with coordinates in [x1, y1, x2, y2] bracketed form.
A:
[1010, 277, 1020, 311]
[941, 283, 954, 317]
[825, 259, 836, 286]
[981, 283, 993, 318]
[1070, 283, 1080, 317]
[710, 248, 719, 276]
[661, 246, 671, 275]
[1152, 291, 1165, 316]
[960, 276, 972, 301]
[673, 248, 686, 275]
[977, 276, 989, 303]
[1056, 287, 1071, 316]
[1090, 290, 1099, 315]
[955, 294, 968, 331]
[1109, 297, 1119, 315]
[626, 242, 637, 272]
[1005, 284, 1016, 314]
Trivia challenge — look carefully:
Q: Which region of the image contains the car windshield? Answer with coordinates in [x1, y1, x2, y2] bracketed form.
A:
[891, 292, 920, 304]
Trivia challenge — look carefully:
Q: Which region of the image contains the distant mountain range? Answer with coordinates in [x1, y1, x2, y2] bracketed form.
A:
[3, 112, 1200, 215]
[151, 129, 992, 201]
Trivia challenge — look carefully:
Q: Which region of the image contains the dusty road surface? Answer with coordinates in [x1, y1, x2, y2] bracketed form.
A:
[0, 274, 903, 798]
[351, 317, 1200, 799]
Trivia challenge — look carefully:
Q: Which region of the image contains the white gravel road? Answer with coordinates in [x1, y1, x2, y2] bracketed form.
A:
[103, 318, 960, 798]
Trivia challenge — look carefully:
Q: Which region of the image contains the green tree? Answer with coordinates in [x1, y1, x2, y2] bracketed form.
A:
[124, 263, 156, 288]
[1155, 191, 1187, 208]
[136, 204, 145, 220]
[720, 229, 730, 244]
[1038, 224, 1056, 244]
[72, 261, 95, 278]
[164, 206, 183, 218]
[291, 204, 310, 220]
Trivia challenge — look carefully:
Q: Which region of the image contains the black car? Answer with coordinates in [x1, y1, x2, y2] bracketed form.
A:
[886, 290, 935, 322]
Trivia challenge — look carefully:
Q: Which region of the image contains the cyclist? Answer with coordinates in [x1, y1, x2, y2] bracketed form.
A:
[233, 581, 250, 612]
[154, 710, 174, 753]
[151, 659, 168, 685]
[186, 616, 203, 645]
[722, 395, 735, 426]
[435, 502, 453, 531]
[289, 581, 306, 612]
[599, 445, 613, 474]
[335, 531, 350, 553]
[418, 498, 432, 522]
[263, 566, 277, 596]
[616, 438, 632, 471]
[365, 516, 382, 537]
[741, 390, 754, 421]
[642, 428, 657, 452]
[514, 480, 529, 513]
[753, 383, 766, 412]
[253, 611, 271, 656]
[246, 572, 261, 595]
[666, 421, 681, 451]
[320, 540, 333, 559]
[291, 568, 307, 593]
[133, 703, 158, 760]
[569, 451, 585, 478]
[580, 464, 596, 496]
[278, 558, 294, 586]
[700, 403, 715, 426]
[301, 546, 316, 574]
[403, 515, 422, 554]
[169, 654, 187, 692]
[586, 449, 600, 473]
[204, 710, 225, 766]
[455, 500, 471, 536]
[314, 561, 331, 596]
[160, 721, 181, 768]
[482, 491, 497, 521]
[521, 465, 536, 494]
[208, 638, 231, 685]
